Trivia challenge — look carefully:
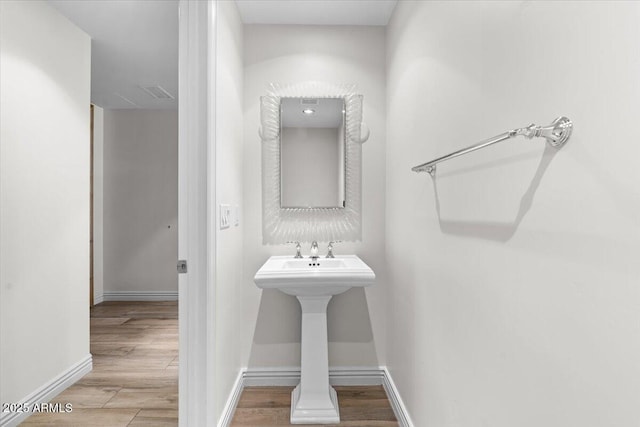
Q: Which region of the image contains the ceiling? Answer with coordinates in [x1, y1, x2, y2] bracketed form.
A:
[282, 98, 344, 128]
[50, 0, 179, 110]
[236, 0, 397, 26]
[49, 0, 397, 110]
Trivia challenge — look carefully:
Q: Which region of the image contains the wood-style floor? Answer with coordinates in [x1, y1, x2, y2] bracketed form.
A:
[21, 301, 397, 426]
[22, 301, 179, 426]
[231, 386, 398, 426]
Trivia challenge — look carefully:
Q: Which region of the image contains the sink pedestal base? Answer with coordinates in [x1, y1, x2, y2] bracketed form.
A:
[290, 383, 339, 424]
[290, 295, 340, 424]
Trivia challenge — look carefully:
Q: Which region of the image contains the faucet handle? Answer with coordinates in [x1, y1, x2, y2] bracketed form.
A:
[326, 241, 341, 258]
[286, 241, 303, 258]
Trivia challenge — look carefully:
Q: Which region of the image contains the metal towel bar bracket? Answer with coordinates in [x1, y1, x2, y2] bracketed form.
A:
[412, 116, 573, 176]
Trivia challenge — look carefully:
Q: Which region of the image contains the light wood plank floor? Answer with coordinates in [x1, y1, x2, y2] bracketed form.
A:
[230, 386, 399, 426]
[21, 301, 397, 426]
[22, 301, 178, 426]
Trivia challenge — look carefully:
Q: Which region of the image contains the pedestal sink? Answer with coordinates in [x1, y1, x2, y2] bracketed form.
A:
[254, 255, 375, 424]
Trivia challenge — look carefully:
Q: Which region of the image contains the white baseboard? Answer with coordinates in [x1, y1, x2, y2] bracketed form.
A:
[216, 370, 244, 427]
[0, 354, 92, 427]
[102, 291, 178, 301]
[217, 366, 413, 427]
[242, 366, 385, 387]
[93, 293, 104, 305]
[381, 366, 415, 427]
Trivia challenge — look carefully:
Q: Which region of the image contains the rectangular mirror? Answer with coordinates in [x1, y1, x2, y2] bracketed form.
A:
[280, 97, 345, 208]
[259, 82, 368, 244]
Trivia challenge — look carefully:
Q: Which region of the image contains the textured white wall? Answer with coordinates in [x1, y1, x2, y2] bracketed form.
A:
[243, 25, 387, 369]
[386, 1, 640, 426]
[214, 0, 244, 421]
[103, 110, 178, 295]
[93, 105, 104, 303]
[0, 0, 91, 405]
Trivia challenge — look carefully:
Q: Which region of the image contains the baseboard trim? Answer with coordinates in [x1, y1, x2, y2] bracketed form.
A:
[102, 291, 178, 301]
[242, 366, 385, 387]
[0, 354, 92, 427]
[93, 293, 104, 305]
[217, 366, 412, 427]
[381, 366, 415, 427]
[216, 370, 244, 427]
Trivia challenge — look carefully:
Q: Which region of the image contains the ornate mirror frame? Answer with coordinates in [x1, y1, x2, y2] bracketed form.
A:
[259, 82, 368, 244]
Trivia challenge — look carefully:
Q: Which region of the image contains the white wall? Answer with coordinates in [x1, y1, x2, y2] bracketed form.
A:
[103, 109, 178, 297]
[243, 25, 387, 369]
[0, 0, 91, 407]
[386, 2, 640, 426]
[93, 105, 104, 304]
[214, 0, 245, 421]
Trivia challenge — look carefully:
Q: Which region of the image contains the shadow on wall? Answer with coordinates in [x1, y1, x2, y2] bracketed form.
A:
[430, 144, 560, 242]
[248, 287, 378, 367]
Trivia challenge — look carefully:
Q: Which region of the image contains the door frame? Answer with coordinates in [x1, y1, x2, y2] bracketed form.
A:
[90, 104, 94, 306]
[178, 1, 216, 425]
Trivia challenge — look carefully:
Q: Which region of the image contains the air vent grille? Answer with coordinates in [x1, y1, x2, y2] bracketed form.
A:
[301, 98, 319, 105]
[139, 85, 175, 100]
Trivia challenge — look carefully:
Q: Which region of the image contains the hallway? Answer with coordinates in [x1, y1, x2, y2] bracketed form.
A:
[22, 302, 178, 426]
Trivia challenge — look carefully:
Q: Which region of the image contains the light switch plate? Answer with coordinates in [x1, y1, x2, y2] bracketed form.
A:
[220, 204, 231, 229]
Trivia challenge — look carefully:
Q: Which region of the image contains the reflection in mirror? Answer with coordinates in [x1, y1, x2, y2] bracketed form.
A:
[280, 98, 345, 208]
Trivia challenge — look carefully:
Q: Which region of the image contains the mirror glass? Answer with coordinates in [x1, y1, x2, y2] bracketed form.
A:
[280, 97, 345, 208]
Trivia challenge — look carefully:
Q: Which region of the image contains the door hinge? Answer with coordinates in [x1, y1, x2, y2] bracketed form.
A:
[177, 260, 188, 274]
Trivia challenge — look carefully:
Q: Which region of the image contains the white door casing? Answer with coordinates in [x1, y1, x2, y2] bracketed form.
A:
[178, 1, 216, 425]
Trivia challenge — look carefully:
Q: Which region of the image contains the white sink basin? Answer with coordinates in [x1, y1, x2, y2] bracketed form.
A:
[253, 254, 375, 424]
[254, 255, 375, 296]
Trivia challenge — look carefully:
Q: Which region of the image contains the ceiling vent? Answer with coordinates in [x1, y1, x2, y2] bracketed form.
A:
[301, 98, 319, 106]
[139, 85, 175, 100]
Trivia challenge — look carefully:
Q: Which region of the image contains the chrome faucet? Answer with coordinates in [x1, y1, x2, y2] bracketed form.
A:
[287, 241, 303, 258]
[309, 241, 319, 260]
[326, 241, 340, 258]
